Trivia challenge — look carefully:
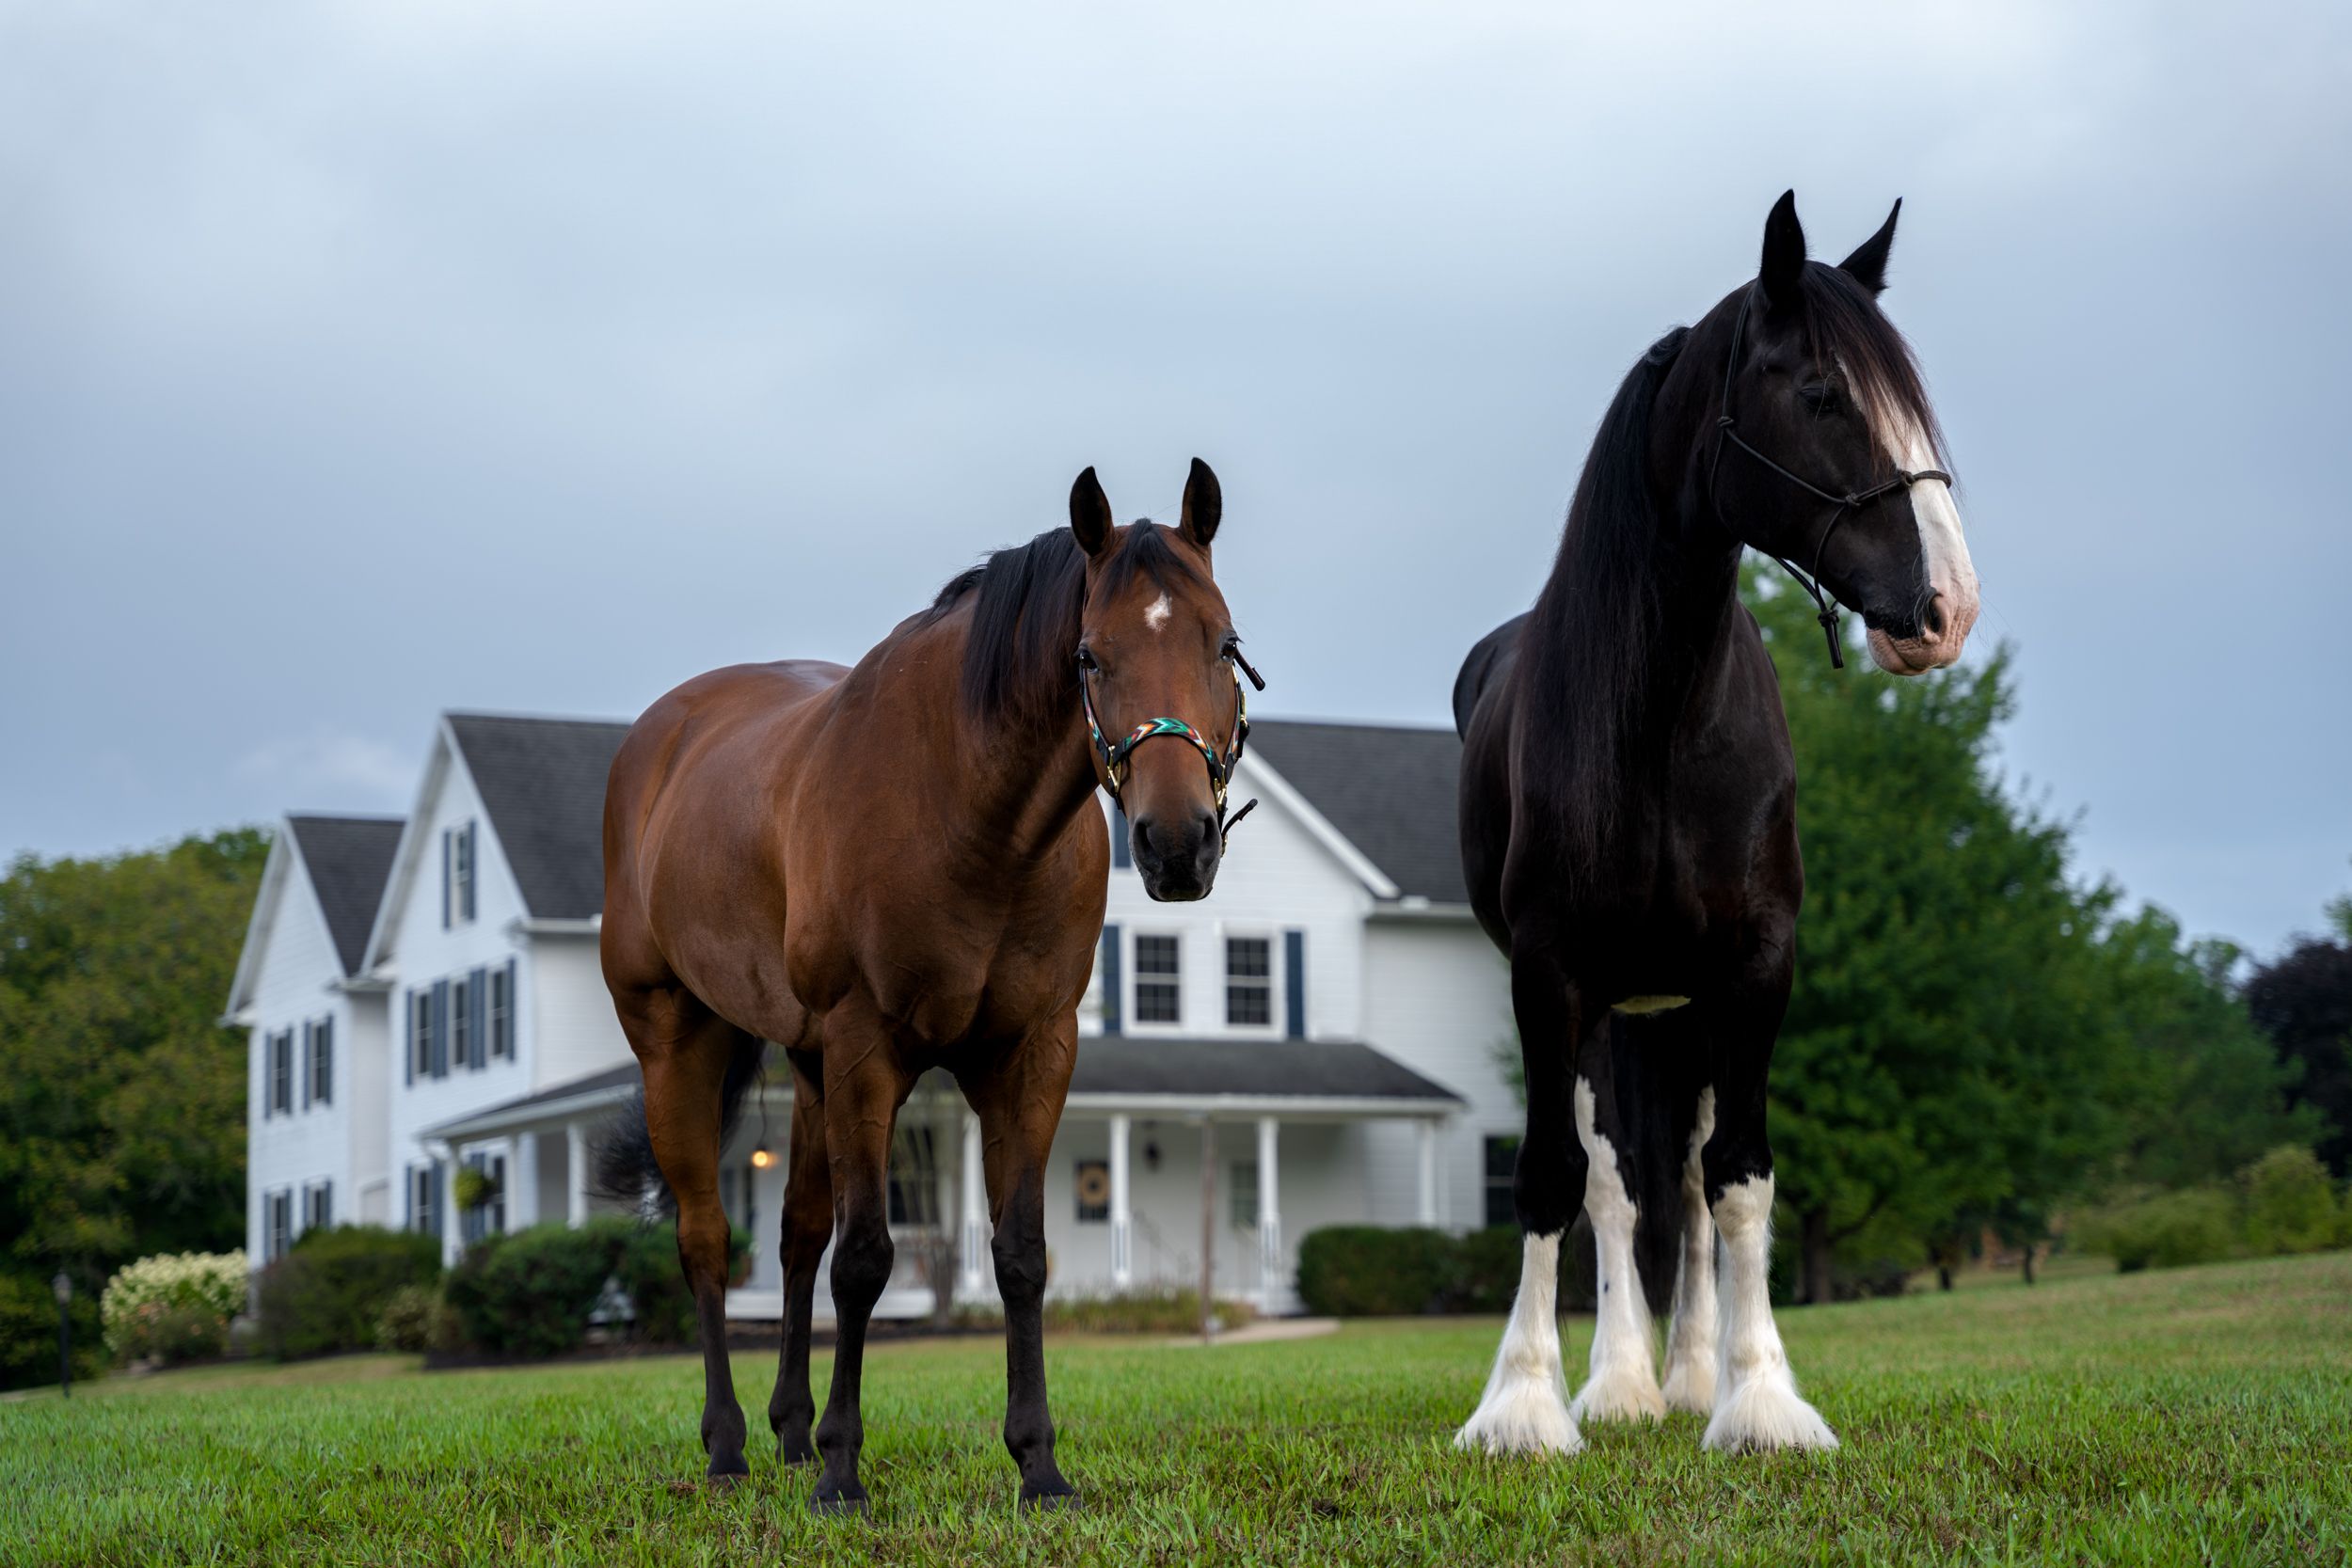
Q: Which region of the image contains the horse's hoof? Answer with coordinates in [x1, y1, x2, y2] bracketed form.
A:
[706, 1454, 750, 1490]
[1020, 1484, 1082, 1513]
[810, 1486, 870, 1518]
[778, 1434, 818, 1467]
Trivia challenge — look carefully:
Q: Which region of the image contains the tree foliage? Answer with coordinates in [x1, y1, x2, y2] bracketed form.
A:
[0, 829, 267, 1324]
[2244, 933, 2352, 1177]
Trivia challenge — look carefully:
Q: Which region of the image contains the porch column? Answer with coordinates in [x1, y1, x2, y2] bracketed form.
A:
[511, 1132, 538, 1228]
[437, 1146, 463, 1263]
[1256, 1117, 1281, 1314]
[1108, 1114, 1134, 1290]
[566, 1121, 590, 1227]
[959, 1109, 987, 1299]
[1417, 1118, 1439, 1227]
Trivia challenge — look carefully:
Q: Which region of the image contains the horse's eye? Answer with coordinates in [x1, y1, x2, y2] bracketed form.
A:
[1798, 383, 1835, 414]
[1075, 647, 1098, 672]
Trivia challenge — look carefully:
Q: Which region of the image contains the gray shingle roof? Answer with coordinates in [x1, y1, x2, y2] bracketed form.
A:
[1244, 720, 1466, 904]
[1071, 1036, 1461, 1101]
[445, 713, 632, 920]
[285, 815, 405, 975]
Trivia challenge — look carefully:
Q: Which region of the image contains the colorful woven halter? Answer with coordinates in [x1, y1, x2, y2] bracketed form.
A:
[1081, 647, 1266, 843]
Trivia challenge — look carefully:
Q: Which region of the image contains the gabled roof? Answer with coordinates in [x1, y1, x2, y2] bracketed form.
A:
[1244, 721, 1466, 905]
[444, 713, 632, 920]
[284, 815, 405, 975]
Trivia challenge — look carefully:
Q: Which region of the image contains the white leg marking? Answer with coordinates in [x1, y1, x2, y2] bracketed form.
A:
[1143, 592, 1172, 632]
[1454, 1231, 1581, 1455]
[1570, 1078, 1664, 1423]
[1660, 1086, 1717, 1414]
[1704, 1172, 1837, 1452]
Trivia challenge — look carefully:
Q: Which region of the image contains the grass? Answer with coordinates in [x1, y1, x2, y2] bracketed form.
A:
[4, 1252, 2348, 1566]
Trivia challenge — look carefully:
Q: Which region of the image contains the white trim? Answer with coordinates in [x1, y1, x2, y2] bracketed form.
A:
[1232, 753, 1400, 900]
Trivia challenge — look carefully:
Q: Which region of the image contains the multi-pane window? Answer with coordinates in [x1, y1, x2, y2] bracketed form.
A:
[1134, 935, 1181, 1024]
[1484, 1135, 1520, 1228]
[489, 963, 514, 1058]
[267, 1030, 294, 1116]
[1229, 1162, 1259, 1229]
[302, 1181, 333, 1234]
[452, 974, 474, 1070]
[443, 821, 476, 927]
[266, 1190, 293, 1263]
[1073, 1160, 1110, 1224]
[409, 991, 432, 1081]
[1225, 937, 1273, 1027]
[304, 1017, 333, 1107]
[408, 1165, 439, 1237]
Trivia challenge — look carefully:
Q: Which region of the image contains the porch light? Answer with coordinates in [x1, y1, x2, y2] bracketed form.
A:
[750, 1146, 774, 1169]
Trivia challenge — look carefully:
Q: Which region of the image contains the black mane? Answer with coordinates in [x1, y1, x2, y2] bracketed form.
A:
[1516, 325, 1691, 872]
[932, 522, 1203, 731]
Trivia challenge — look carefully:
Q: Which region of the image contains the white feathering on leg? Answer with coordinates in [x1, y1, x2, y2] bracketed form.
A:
[1454, 1232, 1582, 1455]
[1704, 1173, 1836, 1452]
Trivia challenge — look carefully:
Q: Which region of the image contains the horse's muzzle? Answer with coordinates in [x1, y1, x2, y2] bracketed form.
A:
[1131, 810, 1222, 901]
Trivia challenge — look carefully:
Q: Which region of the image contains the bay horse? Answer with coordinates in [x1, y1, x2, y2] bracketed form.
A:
[596, 461, 1257, 1511]
[1452, 194, 1979, 1456]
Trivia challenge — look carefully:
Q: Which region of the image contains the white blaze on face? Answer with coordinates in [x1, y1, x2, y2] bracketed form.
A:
[1871, 410, 1979, 671]
[1143, 593, 1172, 633]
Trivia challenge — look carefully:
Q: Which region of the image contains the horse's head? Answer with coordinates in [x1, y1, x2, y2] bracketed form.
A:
[1069, 459, 1248, 902]
[1708, 192, 1979, 674]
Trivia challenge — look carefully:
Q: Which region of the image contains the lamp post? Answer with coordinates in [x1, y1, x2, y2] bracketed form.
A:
[52, 1272, 72, 1400]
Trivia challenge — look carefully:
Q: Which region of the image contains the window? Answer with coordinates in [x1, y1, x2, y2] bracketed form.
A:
[305, 1017, 333, 1107]
[1225, 936, 1272, 1027]
[302, 1181, 333, 1234]
[443, 821, 476, 927]
[489, 961, 515, 1058]
[266, 1190, 293, 1263]
[1134, 934, 1181, 1024]
[408, 991, 432, 1083]
[886, 1127, 938, 1227]
[1230, 1162, 1259, 1230]
[451, 974, 473, 1070]
[1073, 1159, 1110, 1224]
[407, 1164, 440, 1238]
[1484, 1135, 1520, 1228]
[267, 1030, 294, 1117]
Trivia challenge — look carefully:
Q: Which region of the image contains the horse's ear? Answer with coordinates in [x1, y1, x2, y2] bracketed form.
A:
[1179, 457, 1222, 549]
[1069, 467, 1113, 557]
[1759, 188, 1806, 309]
[1838, 198, 1901, 296]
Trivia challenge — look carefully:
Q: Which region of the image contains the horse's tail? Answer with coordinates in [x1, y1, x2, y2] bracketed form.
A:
[1606, 1009, 1704, 1322]
[590, 1037, 768, 1213]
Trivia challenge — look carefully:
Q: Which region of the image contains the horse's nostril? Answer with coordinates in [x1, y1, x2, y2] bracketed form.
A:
[1921, 594, 1948, 641]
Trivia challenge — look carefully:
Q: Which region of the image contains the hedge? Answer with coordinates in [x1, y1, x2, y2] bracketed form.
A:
[256, 1227, 442, 1360]
[1296, 1225, 1603, 1317]
[102, 1251, 247, 1365]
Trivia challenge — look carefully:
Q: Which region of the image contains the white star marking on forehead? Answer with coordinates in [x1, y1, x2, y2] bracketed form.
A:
[1144, 593, 1171, 632]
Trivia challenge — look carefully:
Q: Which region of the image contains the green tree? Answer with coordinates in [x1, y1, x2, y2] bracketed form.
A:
[0, 828, 267, 1386]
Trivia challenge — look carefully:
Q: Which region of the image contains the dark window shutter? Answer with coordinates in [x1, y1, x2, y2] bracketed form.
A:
[440, 830, 453, 927]
[1284, 929, 1307, 1039]
[1101, 924, 1122, 1035]
[469, 967, 487, 1069]
[320, 1017, 333, 1104]
[502, 957, 518, 1056]
[300, 1022, 313, 1108]
[404, 993, 416, 1086]
[432, 978, 451, 1078]
[1111, 807, 1132, 870]
[463, 823, 478, 921]
[433, 1164, 446, 1240]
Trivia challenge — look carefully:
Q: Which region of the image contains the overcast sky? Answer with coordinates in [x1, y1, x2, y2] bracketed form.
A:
[3, 1, 2346, 958]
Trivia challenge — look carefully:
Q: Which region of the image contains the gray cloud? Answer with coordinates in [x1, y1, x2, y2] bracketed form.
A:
[3, 0, 2347, 954]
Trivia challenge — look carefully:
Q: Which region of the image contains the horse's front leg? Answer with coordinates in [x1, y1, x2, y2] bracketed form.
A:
[964, 1014, 1080, 1508]
[809, 1004, 912, 1513]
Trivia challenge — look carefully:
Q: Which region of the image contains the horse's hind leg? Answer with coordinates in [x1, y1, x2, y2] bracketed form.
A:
[963, 1015, 1080, 1508]
[622, 987, 758, 1482]
[1569, 1010, 1666, 1423]
[1660, 1082, 1719, 1414]
[1455, 956, 1586, 1455]
[769, 1048, 832, 1465]
[809, 998, 913, 1514]
[1700, 961, 1836, 1452]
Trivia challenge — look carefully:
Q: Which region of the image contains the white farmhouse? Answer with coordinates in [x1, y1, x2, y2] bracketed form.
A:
[233, 712, 1522, 1316]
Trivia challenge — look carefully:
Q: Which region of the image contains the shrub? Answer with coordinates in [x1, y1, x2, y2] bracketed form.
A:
[2240, 1146, 2341, 1256]
[102, 1251, 246, 1364]
[603, 1218, 695, 1345]
[255, 1227, 442, 1361]
[1453, 1226, 1526, 1313]
[373, 1283, 460, 1353]
[443, 1224, 621, 1359]
[1295, 1227, 1458, 1316]
[2083, 1189, 2239, 1273]
[1041, 1286, 1254, 1335]
[0, 1270, 106, 1390]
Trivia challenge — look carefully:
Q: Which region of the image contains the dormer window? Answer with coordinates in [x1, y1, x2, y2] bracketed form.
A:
[442, 821, 477, 927]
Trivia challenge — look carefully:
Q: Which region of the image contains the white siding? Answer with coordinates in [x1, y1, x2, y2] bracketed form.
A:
[530, 934, 631, 1093]
[1359, 920, 1518, 1230]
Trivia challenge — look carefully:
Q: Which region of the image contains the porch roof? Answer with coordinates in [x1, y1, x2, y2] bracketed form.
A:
[421, 1036, 1460, 1144]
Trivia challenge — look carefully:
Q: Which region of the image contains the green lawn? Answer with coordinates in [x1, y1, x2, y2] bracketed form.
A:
[6, 1253, 2349, 1566]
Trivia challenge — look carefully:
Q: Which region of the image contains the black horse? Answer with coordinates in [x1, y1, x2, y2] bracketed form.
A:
[1453, 193, 1979, 1455]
